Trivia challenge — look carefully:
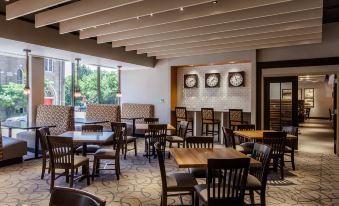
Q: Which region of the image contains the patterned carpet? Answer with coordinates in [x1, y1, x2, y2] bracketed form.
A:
[0, 139, 338, 206]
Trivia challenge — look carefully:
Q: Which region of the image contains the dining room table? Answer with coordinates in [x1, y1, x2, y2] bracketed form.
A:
[121, 117, 144, 136]
[169, 147, 261, 168]
[233, 130, 297, 141]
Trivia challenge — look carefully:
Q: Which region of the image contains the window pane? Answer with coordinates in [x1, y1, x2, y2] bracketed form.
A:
[0, 55, 27, 123]
[100, 67, 118, 104]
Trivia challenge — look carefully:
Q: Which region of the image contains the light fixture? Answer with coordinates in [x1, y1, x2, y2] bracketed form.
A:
[180, 7, 184, 11]
[150, 13, 153, 17]
[116, 65, 122, 98]
[136, 16, 141, 20]
[74, 58, 82, 98]
[212, 0, 218, 4]
[23, 49, 31, 95]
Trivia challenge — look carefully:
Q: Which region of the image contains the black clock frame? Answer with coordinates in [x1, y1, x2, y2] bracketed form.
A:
[228, 71, 245, 87]
[184, 74, 198, 88]
[205, 73, 221, 88]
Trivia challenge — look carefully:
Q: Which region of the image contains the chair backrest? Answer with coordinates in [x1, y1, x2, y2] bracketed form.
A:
[236, 124, 255, 131]
[155, 142, 168, 196]
[251, 143, 272, 187]
[222, 127, 236, 149]
[36, 105, 74, 135]
[144, 118, 159, 124]
[50, 186, 106, 206]
[86, 104, 121, 129]
[148, 124, 167, 145]
[81, 125, 103, 132]
[110, 122, 125, 155]
[201, 108, 214, 121]
[47, 135, 75, 169]
[229, 109, 243, 127]
[207, 158, 250, 205]
[282, 126, 298, 149]
[186, 136, 214, 148]
[263, 132, 286, 156]
[177, 121, 189, 138]
[175, 107, 188, 120]
[37, 127, 51, 157]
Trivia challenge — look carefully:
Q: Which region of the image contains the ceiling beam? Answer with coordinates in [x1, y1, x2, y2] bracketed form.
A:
[130, 20, 321, 52]
[102, 0, 322, 45]
[59, 0, 212, 34]
[156, 39, 321, 59]
[113, 9, 322, 47]
[80, 0, 292, 39]
[138, 26, 322, 54]
[149, 33, 322, 57]
[35, 0, 143, 28]
[6, 0, 71, 20]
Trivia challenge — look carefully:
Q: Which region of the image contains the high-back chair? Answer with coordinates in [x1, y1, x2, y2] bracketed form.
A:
[145, 124, 167, 163]
[92, 122, 123, 180]
[263, 131, 287, 179]
[155, 143, 197, 206]
[175, 107, 193, 135]
[167, 121, 188, 149]
[194, 158, 250, 206]
[201, 108, 220, 142]
[282, 126, 298, 170]
[37, 127, 50, 179]
[47, 136, 90, 191]
[235, 124, 256, 152]
[222, 127, 253, 155]
[49, 186, 106, 206]
[245, 143, 272, 206]
[144, 118, 159, 124]
[229, 109, 244, 129]
[185, 136, 213, 179]
[76, 125, 103, 155]
[118, 122, 137, 160]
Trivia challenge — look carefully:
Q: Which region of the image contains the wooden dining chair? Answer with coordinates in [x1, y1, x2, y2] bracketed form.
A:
[235, 124, 256, 151]
[155, 143, 197, 206]
[76, 125, 103, 155]
[37, 127, 50, 179]
[263, 131, 287, 179]
[245, 143, 272, 206]
[201, 108, 220, 142]
[119, 122, 137, 160]
[186, 136, 213, 178]
[282, 126, 298, 170]
[175, 107, 193, 135]
[194, 158, 250, 206]
[92, 122, 123, 180]
[50, 186, 106, 206]
[222, 127, 252, 155]
[145, 124, 167, 163]
[167, 121, 188, 149]
[229, 109, 244, 129]
[47, 135, 90, 191]
[144, 118, 159, 124]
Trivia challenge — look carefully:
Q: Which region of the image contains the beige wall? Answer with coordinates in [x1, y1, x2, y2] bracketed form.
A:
[29, 56, 44, 123]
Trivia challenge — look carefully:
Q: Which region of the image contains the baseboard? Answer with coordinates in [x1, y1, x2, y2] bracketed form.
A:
[308, 117, 331, 120]
[0, 157, 23, 167]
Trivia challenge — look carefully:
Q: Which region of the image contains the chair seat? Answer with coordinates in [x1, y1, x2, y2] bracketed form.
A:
[166, 136, 184, 142]
[240, 142, 255, 148]
[76, 145, 100, 154]
[246, 174, 262, 189]
[285, 146, 293, 153]
[188, 168, 207, 178]
[74, 155, 89, 167]
[94, 148, 116, 158]
[167, 173, 198, 192]
[126, 136, 137, 143]
[2, 136, 27, 160]
[202, 119, 220, 124]
[177, 118, 193, 122]
[236, 145, 252, 154]
[194, 184, 243, 204]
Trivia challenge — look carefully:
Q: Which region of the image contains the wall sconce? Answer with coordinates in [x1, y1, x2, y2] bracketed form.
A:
[23, 49, 31, 95]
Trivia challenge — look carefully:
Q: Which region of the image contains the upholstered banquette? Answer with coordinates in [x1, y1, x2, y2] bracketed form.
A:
[121, 103, 154, 135]
[85, 104, 121, 130]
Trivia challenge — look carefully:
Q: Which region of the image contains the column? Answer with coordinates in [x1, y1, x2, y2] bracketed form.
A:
[29, 56, 44, 123]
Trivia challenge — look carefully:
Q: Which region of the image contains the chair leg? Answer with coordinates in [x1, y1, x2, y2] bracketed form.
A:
[50, 169, 55, 192]
[191, 192, 194, 206]
[70, 169, 74, 188]
[124, 142, 127, 160]
[161, 193, 167, 206]
[116, 160, 120, 180]
[86, 163, 90, 185]
[217, 123, 220, 143]
[65, 169, 69, 183]
[260, 189, 266, 206]
[291, 150, 296, 170]
[280, 156, 284, 179]
[250, 190, 255, 205]
[92, 158, 97, 181]
[194, 193, 199, 206]
[134, 140, 137, 156]
[41, 158, 46, 179]
[201, 123, 203, 136]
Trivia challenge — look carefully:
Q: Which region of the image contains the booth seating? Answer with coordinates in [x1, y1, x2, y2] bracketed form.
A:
[121, 103, 154, 134]
[86, 104, 121, 130]
[16, 105, 74, 153]
[0, 123, 27, 166]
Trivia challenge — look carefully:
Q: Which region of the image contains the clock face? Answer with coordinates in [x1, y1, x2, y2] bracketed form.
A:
[184, 74, 198, 88]
[205, 73, 220, 88]
[229, 72, 244, 87]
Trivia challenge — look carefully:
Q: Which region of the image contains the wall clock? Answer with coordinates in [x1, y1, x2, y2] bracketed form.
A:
[228, 72, 245, 87]
[205, 73, 220, 88]
[184, 74, 198, 88]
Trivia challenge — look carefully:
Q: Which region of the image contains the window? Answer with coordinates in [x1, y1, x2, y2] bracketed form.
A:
[44, 58, 53, 72]
[0, 55, 27, 122]
[100, 67, 118, 104]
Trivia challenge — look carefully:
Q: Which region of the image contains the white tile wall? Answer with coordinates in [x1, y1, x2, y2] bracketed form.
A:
[177, 63, 251, 112]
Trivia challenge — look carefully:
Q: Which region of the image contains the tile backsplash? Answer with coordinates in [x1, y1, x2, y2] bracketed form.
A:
[177, 63, 251, 112]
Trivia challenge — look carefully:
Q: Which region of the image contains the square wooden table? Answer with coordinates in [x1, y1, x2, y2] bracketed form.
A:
[58, 131, 113, 156]
[169, 148, 261, 168]
[234, 130, 297, 141]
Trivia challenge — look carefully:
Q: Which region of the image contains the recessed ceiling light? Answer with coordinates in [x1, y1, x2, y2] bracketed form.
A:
[150, 13, 153, 17]
[136, 16, 141, 20]
[180, 7, 184, 11]
[212, 1, 218, 4]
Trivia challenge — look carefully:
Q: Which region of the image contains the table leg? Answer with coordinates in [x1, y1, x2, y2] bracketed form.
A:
[8, 128, 12, 137]
[132, 119, 136, 137]
[79, 143, 87, 182]
[82, 143, 87, 156]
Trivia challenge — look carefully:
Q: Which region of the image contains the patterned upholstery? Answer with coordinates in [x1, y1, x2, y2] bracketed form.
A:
[36, 105, 74, 135]
[201, 108, 214, 121]
[229, 109, 243, 126]
[175, 107, 187, 119]
[86, 104, 121, 129]
[121, 103, 154, 123]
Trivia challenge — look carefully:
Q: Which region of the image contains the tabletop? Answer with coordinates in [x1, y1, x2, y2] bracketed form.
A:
[1, 121, 56, 129]
[74, 118, 109, 124]
[121, 117, 144, 120]
[169, 148, 261, 168]
[135, 124, 176, 131]
[234, 130, 297, 140]
[58, 131, 113, 144]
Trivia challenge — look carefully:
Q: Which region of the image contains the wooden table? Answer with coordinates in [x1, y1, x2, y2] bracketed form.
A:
[234, 130, 297, 141]
[121, 117, 144, 136]
[135, 123, 176, 131]
[170, 148, 261, 168]
[74, 118, 109, 125]
[58, 131, 113, 156]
